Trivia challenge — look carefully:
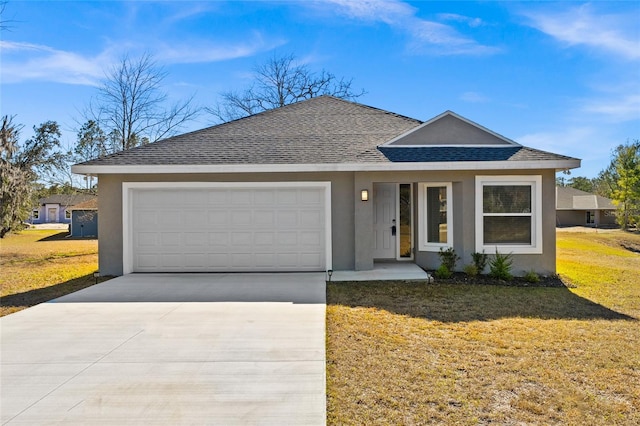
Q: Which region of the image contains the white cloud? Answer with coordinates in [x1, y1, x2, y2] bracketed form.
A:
[438, 13, 484, 28]
[321, 0, 499, 56]
[522, 4, 640, 60]
[0, 41, 110, 86]
[0, 32, 283, 85]
[156, 33, 286, 64]
[582, 94, 640, 123]
[323, 0, 415, 25]
[518, 126, 598, 157]
[460, 91, 490, 103]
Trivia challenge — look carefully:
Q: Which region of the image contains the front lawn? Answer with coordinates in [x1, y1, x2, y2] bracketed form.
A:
[0, 230, 107, 316]
[326, 231, 640, 425]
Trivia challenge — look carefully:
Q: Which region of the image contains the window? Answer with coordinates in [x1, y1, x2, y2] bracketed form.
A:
[586, 211, 595, 224]
[33, 210, 39, 219]
[418, 182, 452, 251]
[476, 176, 542, 254]
[65, 210, 71, 219]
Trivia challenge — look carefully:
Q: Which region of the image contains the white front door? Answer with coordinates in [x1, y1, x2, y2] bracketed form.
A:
[373, 183, 396, 259]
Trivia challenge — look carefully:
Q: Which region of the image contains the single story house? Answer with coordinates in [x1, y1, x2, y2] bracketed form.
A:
[29, 194, 96, 224]
[69, 198, 98, 237]
[556, 186, 617, 227]
[71, 96, 580, 276]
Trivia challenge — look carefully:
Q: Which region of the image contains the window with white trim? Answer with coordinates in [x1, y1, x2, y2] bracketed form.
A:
[33, 210, 39, 219]
[476, 176, 542, 254]
[65, 210, 71, 219]
[418, 182, 452, 251]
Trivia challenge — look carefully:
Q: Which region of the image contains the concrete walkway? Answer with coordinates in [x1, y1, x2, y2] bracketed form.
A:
[1, 273, 326, 425]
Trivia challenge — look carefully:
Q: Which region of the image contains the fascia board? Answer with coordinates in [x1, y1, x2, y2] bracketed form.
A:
[72, 158, 581, 175]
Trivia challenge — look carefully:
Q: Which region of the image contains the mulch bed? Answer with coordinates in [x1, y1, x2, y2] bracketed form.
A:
[428, 272, 569, 288]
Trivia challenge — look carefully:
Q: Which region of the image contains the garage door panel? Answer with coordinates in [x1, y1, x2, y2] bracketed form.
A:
[130, 185, 327, 272]
[231, 211, 252, 226]
[207, 211, 228, 225]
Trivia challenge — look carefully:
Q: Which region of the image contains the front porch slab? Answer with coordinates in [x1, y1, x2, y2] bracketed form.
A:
[329, 262, 431, 282]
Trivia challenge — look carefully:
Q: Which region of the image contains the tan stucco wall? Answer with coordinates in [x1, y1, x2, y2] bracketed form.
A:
[351, 169, 557, 275]
[97, 172, 355, 276]
[97, 168, 557, 276]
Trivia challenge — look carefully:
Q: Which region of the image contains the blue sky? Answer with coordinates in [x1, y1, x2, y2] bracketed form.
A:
[1, 0, 639, 178]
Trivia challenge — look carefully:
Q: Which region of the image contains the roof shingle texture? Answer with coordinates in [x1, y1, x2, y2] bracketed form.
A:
[78, 96, 421, 166]
[76, 96, 577, 167]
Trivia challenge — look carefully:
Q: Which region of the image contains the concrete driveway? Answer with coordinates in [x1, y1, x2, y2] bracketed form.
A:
[1, 273, 326, 425]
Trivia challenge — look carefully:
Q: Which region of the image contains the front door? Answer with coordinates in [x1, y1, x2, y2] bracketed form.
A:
[373, 183, 396, 259]
[47, 207, 58, 223]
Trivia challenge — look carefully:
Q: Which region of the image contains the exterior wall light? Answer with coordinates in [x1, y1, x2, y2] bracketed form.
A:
[361, 189, 369, 201]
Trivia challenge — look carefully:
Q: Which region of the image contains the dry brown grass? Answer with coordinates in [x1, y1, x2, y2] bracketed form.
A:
[326, 231, 640, 425]
[1, 229, 108, 316]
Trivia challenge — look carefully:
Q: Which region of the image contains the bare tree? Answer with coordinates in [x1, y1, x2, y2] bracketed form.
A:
[86, 53, 199, 152]
[0, 1, 13, 31]
[207, 53, 366, 122]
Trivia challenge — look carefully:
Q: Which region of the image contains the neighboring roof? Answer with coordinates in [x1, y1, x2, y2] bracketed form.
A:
[69, 198, 98, 210]
[38, 194, 96, 207]
[72, 96, 580, 174]
[556, 186, 616, 210]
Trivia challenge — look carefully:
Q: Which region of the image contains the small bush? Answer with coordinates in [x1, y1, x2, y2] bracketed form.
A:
[434, 264, 452, 279]
[471, 251, 488, 273]
[438, 247, 460, 272]
[523, 270, 540, 283]
[463, 263, 479, 277]
[489, 250, 513, 281]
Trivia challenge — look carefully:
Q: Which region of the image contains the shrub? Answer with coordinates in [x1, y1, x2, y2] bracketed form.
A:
[463, 263, 479, 277]
[434, 264, 452, 279]
[438, 247, 460, 272]
[523, 270, 540, 283]
[489, 250, 513, 281]
[471, 251, 488, 273]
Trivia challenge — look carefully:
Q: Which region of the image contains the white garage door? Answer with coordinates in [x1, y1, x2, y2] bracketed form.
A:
[127, 183, 330, 272]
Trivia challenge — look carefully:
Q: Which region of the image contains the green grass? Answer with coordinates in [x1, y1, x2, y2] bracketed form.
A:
[326, 230, 640, 425]
[0, 230, 109, 316]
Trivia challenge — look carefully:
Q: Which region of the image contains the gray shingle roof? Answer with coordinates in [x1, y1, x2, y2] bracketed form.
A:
[37, 194, 96, 207]
[556, 186, 616, 210]
[77, 96, 421, 166]
[75, 96, 578, 167]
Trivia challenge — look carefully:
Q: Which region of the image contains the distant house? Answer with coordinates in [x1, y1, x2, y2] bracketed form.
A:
[29, 194, 96, 225]
[556, 186, 617, 227]
[69, 198, 98, 237]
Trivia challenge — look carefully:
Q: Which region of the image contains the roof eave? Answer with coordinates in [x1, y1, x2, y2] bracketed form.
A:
[72, 158, 581, 175]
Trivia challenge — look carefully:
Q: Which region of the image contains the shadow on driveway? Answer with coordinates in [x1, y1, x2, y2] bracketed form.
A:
[52, 273, 327, 305]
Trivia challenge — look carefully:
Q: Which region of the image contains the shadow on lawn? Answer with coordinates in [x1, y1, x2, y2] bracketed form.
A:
[1, 273, 110, 315]
[327, 281, 635, 322]
[37, 232, 96, 242]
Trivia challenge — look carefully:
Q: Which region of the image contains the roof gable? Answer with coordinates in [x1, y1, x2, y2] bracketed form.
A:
[556, 186, 616, 210]
[383, 111, 518, 147]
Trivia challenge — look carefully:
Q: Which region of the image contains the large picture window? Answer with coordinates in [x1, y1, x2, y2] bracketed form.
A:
[476, 176, 542, 254]
[418, 182, 452, 251]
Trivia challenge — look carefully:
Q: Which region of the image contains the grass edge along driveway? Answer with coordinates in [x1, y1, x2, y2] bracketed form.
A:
[1, 229, 109, 317]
